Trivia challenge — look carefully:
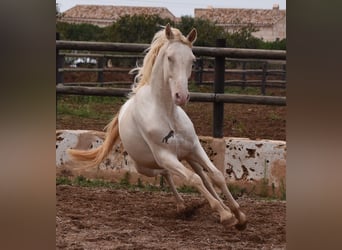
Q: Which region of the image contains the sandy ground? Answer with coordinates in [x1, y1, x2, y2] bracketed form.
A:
[56, 185, 286, 249]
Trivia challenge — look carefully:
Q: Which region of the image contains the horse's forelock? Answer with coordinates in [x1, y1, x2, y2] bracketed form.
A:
[132, 27, 191, 93]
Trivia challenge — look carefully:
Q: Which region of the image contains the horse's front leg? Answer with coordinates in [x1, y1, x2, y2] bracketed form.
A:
[188, 142, 248, 230]
[151, 149, 238, 228]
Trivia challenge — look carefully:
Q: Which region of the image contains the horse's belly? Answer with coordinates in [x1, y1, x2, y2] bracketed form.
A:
[122, 134, 156, 166]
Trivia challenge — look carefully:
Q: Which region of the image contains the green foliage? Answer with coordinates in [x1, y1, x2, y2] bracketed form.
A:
[75, 176, 118, 188]
[227, 183, 247, 198]
[226, 24, 263, 49]
[144, 184, 163, 192]
[175, 17, 226, 46]
[279, 179, 286, 200]
[56, 176, 72, 185]
[119, 172, 131, 186]
[104, 14, 175, 43]
[268, 111, 283, 121]
[56, 22, 106, 41]
[57, 95, 123, 119]
[225, 86, 261, 95]
[56, 15, 285, 49]
[260, 38, 286, 50]
[56, 175, 199, 194]
[177, 185, 198, 193]
[56, 175, 285, 200]
[258, 178, 270, 198]
[57, 102, 95, 118]
[137, 178, 144, 188]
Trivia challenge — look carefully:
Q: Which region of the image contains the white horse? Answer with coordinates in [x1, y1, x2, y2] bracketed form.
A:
[68, 24, 247, 230]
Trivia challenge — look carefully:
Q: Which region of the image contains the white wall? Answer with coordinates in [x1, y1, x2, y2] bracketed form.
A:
[56, 130, 286, 195]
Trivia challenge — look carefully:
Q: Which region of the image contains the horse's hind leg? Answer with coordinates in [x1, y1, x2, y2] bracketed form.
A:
[187, 159, 231, 211]
[134, 163, 185, 211]
[188, 143, 247, 230]
[162, 171, 186, 212]
[152, 154, 238, 228]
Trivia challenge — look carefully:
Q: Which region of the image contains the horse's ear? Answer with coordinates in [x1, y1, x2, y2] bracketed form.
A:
[165, 23, 173, 40]
[187, 28, 197, 44]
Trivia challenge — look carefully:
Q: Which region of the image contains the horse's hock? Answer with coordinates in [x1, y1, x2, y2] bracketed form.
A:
[56, 130, 286, 197]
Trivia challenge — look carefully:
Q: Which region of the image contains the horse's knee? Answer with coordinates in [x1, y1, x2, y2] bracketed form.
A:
[209, 169, 226, 187]
[187, 172, 203, 187]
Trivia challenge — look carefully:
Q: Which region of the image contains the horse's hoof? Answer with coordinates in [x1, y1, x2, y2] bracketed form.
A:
[235, 221, 247, 231]
[221, 215, 238, 228]
[176, 203, 186, 213]
[235, 211, 247, 230]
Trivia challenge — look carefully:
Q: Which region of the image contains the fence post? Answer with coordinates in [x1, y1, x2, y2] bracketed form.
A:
[242, 61, 246, 90]
[261, 62, 268, 95]
[97, 56, 105, 86]
[213, 39, 226, 138]
[282, 63, 286, 81]
[194, 58, 203, 85]
[56, 32, 64, 85]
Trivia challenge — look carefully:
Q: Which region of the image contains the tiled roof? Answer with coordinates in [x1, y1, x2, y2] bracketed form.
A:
[195, 7, 286, 27]
[62, 4, 176, 22]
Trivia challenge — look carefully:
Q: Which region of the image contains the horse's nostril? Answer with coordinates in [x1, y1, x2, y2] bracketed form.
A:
[175, 93, 180, 99]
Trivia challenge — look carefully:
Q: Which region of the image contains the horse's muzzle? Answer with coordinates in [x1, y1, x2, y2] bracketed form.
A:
[175, 92, 190, 105]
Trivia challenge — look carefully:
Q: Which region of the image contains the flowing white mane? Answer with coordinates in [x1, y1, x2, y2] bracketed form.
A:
[130, 27, 192, 93]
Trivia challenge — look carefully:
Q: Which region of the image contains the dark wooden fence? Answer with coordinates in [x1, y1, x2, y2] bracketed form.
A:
[56, 39, 286, 138]
[193, 58, 286, 93]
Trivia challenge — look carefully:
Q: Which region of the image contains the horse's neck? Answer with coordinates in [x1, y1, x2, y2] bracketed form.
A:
[149, 57, 175, 116]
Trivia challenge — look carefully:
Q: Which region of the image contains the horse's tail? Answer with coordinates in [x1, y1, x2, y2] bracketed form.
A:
[68, 113, 120, 167]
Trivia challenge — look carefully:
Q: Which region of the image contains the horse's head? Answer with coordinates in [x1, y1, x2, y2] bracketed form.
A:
[163, 24, 197, 106]
[131, 24, 197, 105]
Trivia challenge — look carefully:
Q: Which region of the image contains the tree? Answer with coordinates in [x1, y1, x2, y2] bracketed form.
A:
[104, 14, 175, 43]
[56, 22, 106, 41]
[260, 38, 286, 50]
[56, 15, 285, 50]
[226, 24, 262, 49]
[176, 16, 226, 46]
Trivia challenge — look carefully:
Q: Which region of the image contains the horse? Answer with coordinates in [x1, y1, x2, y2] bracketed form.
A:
[68, 24, 247, 230]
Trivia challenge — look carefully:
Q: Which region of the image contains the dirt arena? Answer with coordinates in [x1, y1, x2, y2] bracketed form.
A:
[56, 185, 286, 249]
[57, 66, 286, 249]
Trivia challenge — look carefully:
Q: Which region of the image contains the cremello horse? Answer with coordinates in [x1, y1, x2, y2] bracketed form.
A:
[69, 24, 247, 230]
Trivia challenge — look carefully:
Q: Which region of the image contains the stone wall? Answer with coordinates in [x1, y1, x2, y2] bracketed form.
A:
[56, 130, 286, 196]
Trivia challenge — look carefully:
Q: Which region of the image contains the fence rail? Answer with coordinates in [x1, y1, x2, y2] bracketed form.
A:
[56, 40, 286, 59]
[56, 39, 286, 138]
[57, 41, 286, 93]
[57, 85, 286, 106]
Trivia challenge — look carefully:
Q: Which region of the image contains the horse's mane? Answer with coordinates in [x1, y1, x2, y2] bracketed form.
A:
[130, 27, 192, 93]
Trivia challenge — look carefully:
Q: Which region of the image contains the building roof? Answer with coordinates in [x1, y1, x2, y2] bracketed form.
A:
[61, 4, 176, 24]
[195, 7, 286, 27]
